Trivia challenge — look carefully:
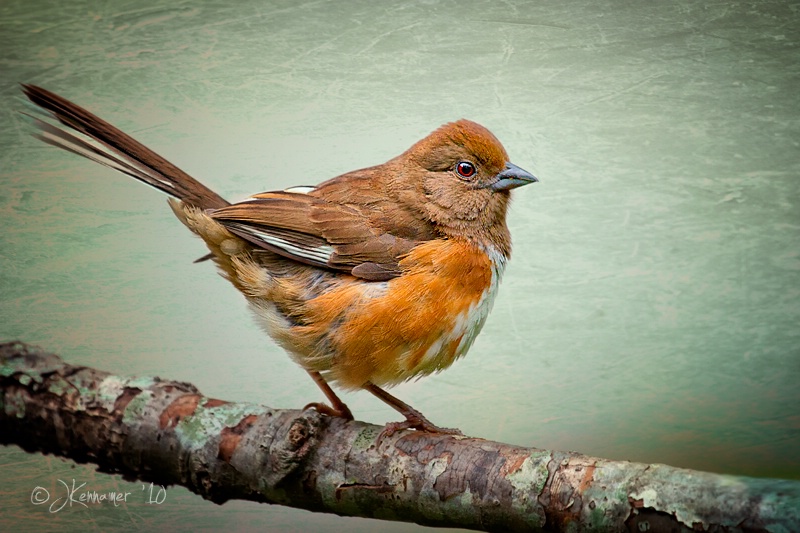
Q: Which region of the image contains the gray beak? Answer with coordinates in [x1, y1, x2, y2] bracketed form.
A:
[489, 162, 538, 191]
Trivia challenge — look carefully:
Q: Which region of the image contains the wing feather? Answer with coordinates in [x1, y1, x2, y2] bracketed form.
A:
[211, 190, 425, 280]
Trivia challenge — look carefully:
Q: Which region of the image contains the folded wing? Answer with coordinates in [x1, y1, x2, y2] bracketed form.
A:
[211, 189, 423, 281]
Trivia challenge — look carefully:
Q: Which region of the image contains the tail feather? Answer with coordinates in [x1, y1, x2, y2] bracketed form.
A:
[22, 112, 170, 189]
[20, 84, 229, 210]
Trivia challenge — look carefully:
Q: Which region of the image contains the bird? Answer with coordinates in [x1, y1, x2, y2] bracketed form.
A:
[20, 84, 537, 436]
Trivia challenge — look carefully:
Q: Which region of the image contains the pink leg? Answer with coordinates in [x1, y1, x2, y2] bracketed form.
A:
[364, 381, 462, 437]
[303, 370, 354, 420]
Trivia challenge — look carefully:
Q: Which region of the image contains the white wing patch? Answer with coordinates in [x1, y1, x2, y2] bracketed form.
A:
[284, 186, 316, 194]
[252, 229, 334, 263]
[225, 223, 335, 264]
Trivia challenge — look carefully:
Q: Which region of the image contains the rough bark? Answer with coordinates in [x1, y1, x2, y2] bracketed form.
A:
[1, 341, 798, 532]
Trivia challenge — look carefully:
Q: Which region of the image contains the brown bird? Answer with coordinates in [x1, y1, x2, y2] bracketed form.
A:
[21, 84, 537, 435]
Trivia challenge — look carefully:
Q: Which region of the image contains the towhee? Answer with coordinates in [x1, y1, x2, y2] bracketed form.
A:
[21, 85, 537, 435]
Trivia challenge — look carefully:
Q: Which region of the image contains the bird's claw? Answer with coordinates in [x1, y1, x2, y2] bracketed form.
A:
[303, 401, 354, 421]
[379, 412, 463, 440]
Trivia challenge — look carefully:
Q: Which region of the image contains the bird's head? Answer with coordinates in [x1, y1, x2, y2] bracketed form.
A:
[394, 119, 537, 255]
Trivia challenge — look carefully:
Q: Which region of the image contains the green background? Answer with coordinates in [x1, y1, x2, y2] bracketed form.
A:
[1, 0, 798, 531]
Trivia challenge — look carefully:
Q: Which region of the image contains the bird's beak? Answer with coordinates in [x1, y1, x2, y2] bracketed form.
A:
[489, 162, 539, 191]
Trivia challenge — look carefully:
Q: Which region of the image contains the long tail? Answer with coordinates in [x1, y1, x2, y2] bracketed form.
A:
[20, 84, 229, 211]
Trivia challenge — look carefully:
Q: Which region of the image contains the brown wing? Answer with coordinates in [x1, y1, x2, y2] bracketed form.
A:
[210, 170, 434, 281]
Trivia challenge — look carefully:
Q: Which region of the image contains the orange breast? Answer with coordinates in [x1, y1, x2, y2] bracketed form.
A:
[295, 238, 504, 389]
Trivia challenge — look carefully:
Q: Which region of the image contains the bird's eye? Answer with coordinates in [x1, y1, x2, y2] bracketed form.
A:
[455, 161, 477, 179]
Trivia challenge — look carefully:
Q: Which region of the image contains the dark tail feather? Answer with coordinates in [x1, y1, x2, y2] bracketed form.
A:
[20, 84, 229, 210]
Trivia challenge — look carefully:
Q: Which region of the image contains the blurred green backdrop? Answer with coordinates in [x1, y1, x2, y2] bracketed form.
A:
[1, 0, 798, 531]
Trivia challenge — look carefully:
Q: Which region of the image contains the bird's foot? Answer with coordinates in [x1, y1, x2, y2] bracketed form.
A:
[303, 401, 354, 420]
[379, 410, 463, 439]
[361, 381, 463, 439]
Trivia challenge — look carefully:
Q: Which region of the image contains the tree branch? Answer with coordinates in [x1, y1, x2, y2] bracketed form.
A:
[1, 341, 798, 532]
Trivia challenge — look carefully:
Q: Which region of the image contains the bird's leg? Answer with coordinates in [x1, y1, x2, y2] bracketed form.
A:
[303, 370, 354, 420]
[364, 382, 463, 437]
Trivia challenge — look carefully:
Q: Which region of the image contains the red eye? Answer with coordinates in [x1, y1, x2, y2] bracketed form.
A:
[455, 161, 476, 179]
